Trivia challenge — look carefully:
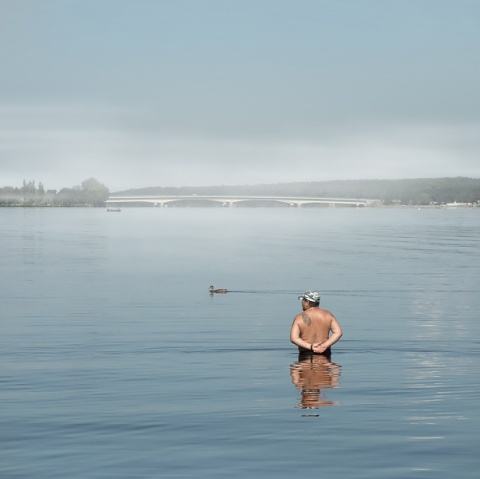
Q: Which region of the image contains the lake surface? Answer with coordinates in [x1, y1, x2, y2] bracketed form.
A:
[1, 206, 479, 478]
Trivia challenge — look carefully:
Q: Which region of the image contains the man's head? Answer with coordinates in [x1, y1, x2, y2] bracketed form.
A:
[298, 291, 320, 309]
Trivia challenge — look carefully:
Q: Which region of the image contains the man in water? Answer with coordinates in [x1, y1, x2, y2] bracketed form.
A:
[290, 291, 343, 355]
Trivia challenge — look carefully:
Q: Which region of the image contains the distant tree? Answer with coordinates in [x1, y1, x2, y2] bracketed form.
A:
[19, 179, 37, 204]
[0, 178, 111, 206]
[55, 187, 82, 206]
[0, 186, 20, 205]
[81, 177, 109, 206]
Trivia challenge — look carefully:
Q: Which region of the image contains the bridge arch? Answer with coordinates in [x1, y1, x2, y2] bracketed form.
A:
[106, 194, 371, 208]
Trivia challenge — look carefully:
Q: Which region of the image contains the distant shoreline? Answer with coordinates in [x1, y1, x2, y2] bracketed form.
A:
[2, 202, 478, 209]
[2, 177, 480, 207]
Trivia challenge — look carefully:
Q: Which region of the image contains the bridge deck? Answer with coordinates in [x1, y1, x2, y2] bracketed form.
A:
[106, 195, 373, 207]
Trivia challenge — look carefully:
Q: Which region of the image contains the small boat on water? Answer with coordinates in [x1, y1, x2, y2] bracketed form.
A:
[107, 206, 122, 212]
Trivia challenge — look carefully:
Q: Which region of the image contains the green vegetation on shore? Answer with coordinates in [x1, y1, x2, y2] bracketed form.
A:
[0, 178, 109, 207]
[115, 177, 480, 206]
[2, 177, 479, 207]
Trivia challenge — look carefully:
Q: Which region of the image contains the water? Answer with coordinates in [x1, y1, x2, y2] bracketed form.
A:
[1, 207, 479, 478]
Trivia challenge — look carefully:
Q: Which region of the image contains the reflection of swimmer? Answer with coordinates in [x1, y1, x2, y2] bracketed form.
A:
[290, 353, 341, 409]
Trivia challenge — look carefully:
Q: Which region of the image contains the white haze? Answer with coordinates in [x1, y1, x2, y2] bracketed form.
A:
[1, 0, 479, 191]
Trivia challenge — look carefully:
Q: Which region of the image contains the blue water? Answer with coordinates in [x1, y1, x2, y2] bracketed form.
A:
[1, 207, 479, 478]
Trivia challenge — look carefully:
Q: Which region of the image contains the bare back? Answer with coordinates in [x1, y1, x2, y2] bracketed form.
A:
[295, 307, 335, 345]
[290, 297, 343, 354]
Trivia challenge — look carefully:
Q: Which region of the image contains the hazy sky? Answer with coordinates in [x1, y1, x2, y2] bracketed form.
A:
[1, 0, 479, 191]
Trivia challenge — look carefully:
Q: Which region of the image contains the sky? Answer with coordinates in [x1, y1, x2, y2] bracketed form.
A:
[1, 0, 479, 191]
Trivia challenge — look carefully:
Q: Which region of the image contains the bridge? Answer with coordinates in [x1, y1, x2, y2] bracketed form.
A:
[106, 194, 374, 207]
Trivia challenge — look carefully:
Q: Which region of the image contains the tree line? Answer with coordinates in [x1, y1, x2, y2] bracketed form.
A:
[115, 177, 480, 206]
[2, 177, 479, 207]
[0, 178, 109, 207]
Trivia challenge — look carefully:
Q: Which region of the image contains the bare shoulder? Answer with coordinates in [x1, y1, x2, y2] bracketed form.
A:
[292, 312, 303, 324]
[320, 308, 336, 321]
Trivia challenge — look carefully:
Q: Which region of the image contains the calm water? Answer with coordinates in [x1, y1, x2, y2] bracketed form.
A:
[1, 207, 479, 478]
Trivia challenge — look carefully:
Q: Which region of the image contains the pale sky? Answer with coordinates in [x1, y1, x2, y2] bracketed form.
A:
[1, 0, 479, 191]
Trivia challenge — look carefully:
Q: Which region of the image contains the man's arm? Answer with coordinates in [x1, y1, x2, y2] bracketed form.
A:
[315, 316, 342, 353]
[290, 317, 313, 351]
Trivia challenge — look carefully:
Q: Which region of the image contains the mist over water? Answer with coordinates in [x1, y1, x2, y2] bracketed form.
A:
[1, 207, 479, 478]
